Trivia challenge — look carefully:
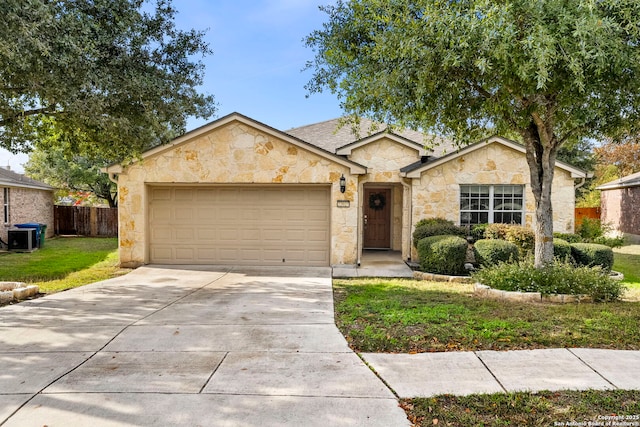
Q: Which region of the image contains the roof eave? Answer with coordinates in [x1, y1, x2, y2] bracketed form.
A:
[403, 136, 591, 179]
[108, 112, 368, 176]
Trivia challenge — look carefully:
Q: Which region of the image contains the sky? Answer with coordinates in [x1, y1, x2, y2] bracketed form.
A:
[1, 0, 341, 173]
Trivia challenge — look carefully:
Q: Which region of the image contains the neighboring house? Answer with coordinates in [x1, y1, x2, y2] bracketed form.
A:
[597, 171, 640, 243]
[105, 112, 589, 268]
[0, 166, 55, 243]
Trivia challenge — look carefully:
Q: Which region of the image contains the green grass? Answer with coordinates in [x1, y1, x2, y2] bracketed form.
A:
[402, 390, 640, 427]
[614, 245, 640, 300]
[0, 237, 127, 294]
[333, 279, 640, 352]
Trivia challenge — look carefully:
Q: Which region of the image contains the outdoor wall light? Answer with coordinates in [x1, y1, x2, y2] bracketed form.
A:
[340, 175, 346, 193]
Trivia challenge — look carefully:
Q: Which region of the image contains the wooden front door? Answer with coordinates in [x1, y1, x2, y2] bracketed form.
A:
[363, 188, 391, 248]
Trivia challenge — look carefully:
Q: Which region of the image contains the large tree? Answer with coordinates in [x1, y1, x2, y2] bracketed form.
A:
[0, 0, 215, 158]
[25, 146, 118, 207]
[306, 0, 640, 267]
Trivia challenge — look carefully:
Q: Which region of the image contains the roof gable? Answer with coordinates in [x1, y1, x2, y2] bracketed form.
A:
[107, 113, 367, 175]
[336, 131, 427, 156]
[401, 136, 590, 179]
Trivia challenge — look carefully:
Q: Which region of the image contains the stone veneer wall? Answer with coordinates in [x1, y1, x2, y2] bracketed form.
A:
[117, 121, 358, 267]
[349, 137, 421, 257]
[410, 142, 576, 259]
[1, 187, 54, 242]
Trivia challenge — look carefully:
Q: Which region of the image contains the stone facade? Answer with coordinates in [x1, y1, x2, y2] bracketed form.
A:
[1, 187, 55, 242]
[410, 142, 576, 259]
[116, 120, 360, 267]
[110, 114, 585, 268]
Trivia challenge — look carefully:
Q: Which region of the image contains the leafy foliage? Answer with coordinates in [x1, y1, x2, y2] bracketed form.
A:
[473, 239, 519, 267]
[571, 243, 615, 271]
[25, 145, 117, 207]
[412, 219, 467, 248]
[417, 235, 468, 276]
[553, 238, 572, 261]
[472, 260, 624, 302]
[306, 0, 640, 267]
[0, 0, 216, 158]
[485, 224, 535, 257]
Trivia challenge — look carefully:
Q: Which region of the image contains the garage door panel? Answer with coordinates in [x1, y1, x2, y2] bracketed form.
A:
[149, 186, 330, 266]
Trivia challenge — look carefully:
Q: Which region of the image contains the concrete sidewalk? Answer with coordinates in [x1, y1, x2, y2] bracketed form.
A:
[1, 265, 638, 426]
[363, 348, 640, 399]
[0, 266, 409, 427]
[333, 250, 414, 278]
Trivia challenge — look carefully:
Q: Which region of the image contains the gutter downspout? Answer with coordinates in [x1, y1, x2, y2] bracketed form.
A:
[574, 176, 587, 191]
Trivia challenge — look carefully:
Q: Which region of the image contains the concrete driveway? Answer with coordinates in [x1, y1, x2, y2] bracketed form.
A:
[0, 266, 409, 426]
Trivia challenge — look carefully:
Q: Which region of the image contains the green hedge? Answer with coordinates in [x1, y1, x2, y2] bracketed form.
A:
[417, 235, 468, 276]
[473, 239, 519, 266]
[413, 222, 467, 248]
[485, 223, 534, 257]
[571, 243, 614, 270]
[553, 238, 572, 261]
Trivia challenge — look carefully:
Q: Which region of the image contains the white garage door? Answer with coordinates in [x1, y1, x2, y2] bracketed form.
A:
[148, 186, 330, 266]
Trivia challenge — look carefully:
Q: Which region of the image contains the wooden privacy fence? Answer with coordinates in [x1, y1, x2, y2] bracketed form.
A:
[575, 207, 601, 230]
[54, 206, 118, 237]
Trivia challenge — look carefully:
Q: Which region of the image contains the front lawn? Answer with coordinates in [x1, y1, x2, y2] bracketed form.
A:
[333, 279, 640, 353]
[402, 390, 640, 427]
[614, 245, 640, 300]
[0, 237, 126, 294]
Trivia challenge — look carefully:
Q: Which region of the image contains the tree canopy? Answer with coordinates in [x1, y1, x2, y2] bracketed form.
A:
[0, 0, 216, 159]
[306, 0, 640, 266]
[25, 143, 118, 208]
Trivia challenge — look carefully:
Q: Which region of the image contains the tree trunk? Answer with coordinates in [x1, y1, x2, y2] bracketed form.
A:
[522, 123, 557, 268]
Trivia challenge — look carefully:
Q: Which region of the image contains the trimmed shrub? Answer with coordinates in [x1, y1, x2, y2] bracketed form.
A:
[417, 235, 468, 276]
[553, 238, 572, 261]
[473, 239, 519, 266]
[472, 260, 625, 302]
[484, 223, 511, 240]
[485, 223, 534, 257]
[414, 217, 455, 228]
[593, 235, 625, 248]
[470, 223, 489, 242]
[571, 243, 614, 270]
[553, 232, 583, 243]
[504, 226, 535, 257]
[413, 222, 467, 247]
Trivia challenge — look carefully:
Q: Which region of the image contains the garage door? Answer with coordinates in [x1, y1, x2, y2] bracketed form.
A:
[148, 186, 330, 266]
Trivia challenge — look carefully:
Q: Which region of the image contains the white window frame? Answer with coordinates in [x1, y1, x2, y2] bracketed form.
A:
[459, 184, 525, 226]
[3, 188, 9, 224]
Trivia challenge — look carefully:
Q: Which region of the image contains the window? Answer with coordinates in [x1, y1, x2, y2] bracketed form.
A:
[460, 185, 524, 226]
[3, 188, 8, 224]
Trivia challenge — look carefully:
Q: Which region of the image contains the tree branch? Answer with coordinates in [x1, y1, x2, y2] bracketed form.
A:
[0, 106, 57, 126]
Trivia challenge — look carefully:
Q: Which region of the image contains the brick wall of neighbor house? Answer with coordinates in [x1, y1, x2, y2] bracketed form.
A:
[117, 121, 358, 267]
[350, 137, 421, 252]
[411, 142, 575, 259]
[1, 187, 54, 242]
[601, 187, 640, 239]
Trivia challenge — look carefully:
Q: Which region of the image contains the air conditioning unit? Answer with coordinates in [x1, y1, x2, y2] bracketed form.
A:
[8, 228, 37, 252]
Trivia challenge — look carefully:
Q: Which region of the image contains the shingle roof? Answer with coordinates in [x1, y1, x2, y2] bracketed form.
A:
[597, 170, 640, 190]
[285, 117, 456, 157]
[0, 167, 54, 190]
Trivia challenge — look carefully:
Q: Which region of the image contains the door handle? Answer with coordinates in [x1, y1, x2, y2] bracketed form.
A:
[364, 215, 368, 226]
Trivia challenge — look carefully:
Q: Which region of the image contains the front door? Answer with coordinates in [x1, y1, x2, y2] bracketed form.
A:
[363, 188, 391, 248]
